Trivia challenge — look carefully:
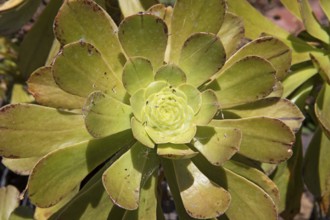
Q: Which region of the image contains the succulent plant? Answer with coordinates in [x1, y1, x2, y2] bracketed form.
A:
[227, 0, 330, 218]
[0, 0, 304, 219]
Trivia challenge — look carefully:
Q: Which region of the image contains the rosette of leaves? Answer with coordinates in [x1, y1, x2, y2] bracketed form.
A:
[227, 0, 330, 218]
[0, 0, 304, 219]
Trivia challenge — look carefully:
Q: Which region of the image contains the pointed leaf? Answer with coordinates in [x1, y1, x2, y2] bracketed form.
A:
[0, 185, 20, 220]
[118, 0, 144, 17]
[300, 0, 330, 43]
[282, 66, 317, 97]
[53, 41, 126, 101]
[223, 160, 280, 208]
[131, 117, 154, 148]
[304, 128, 330, 205]
[219, 36, 291, 80]
[271, 131, 304, 217]
[210, 117, 295, 163]
[157, 143, 197, 159]
[28, 130, 134, 207]
[35, 187, 79, 220]
[178, 84, 201, 113]
[18, 0, 63, 80]
[194, 90, 219, 125]
[54, 0, 124, 77]
[310, 52, 330, 84]
[193, 155, 277, 220]
[0, 0, 40, 35]
[0, 104, 91, 158]
[315, 84, 330, 138]
[222, 98, 304, 133]
[51, 164, 121, 220]
[122, 57, 153, 95]
[169, 0, 225, 62]
[27, 66, 85, 109]
[118, 14, 168, 68]
[154, 64, 186, 86]
[320, 0, 330, 21]
[122, 174, 158, 220]
[217, 12, 244, 57]
[179, 33, 226, 87]
[10, 84, 34, 104]
[209, 56, 276, 108]
[2, 157, 39, 175]
[9, 206, 34, 220]
[280, 0, 301, 20]
[226, 0, 314, 64]
[192, 126, 241, 166]
[84, 92, 132, 138]
[162, 158, 231, 219]
[103, 142, 158, 210]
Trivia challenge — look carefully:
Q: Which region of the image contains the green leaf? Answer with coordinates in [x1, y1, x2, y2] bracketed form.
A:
[0, 0, 40, 35]
[320, 0, 330, 21]
[193, 155, 277, 220]
[220, 36, 291, 80]
[0, 185, 20, 220]
[315, 84, 330, 138]
[192, 126, 241, 166]
[103, 142, 158, 210]
[179, 33, 226, 87]
[154, 64, 186, 86]
[10, 84, 34, 104]
[118, 0, 144, 17]
[169, 0, 225, 62]
[280, 0, 301, 20]
[0, 104, 91, 158]
[178, 84, 201, 114]
[130, 89, 146, 122]
[18, 0, 63, 80]
[222, 98, 304, 133]
[118, 14, 168, 69]
[144, 80, 168, 98]
[122, 57, 154, 95]
[122, 174, 159, 220]
[52, 41, 126, 102]
[224, 160, 280, 208]
[194, 90, 219, 126]
[300, 0, 330, 43]
[162, 158, 231, 219]
[35, 187, 79, 220]
[9, 206, 34, 220]
[54, 0, 125, 77]
[51, 163, 121, 220]
[145, 123, 196, 144]
[304, 128, 330, 211]
[84, 92, 132, 138]
[157, 143, 198, 159]
[223, 168, 277, 219]
[2, 157, 39, 175]
[271, 131, 303, 218]
[217, 12, 244, 57]
[209, 56, 276, 108]
[226, 0, 315, 64]
[210, 117, 295, 163]
[310, 52, 330, 84]
[282, 66, 317, 97]
[27, 66, 85, 109]
[131, 117, 154, 148]
[267, 81, 283, 98]
[28, 130, 134, 208]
